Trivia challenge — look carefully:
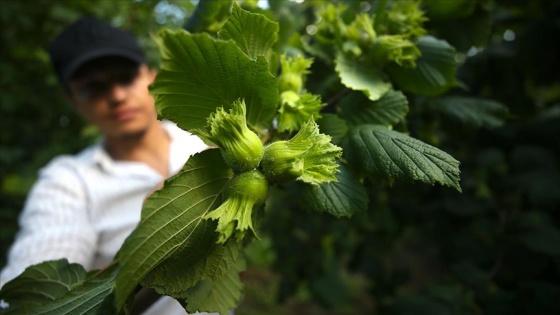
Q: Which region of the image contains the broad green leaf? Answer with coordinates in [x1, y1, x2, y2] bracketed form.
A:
[340, 89, 409, 126]
[317, 114, 349, 145]
[184, 0, 233, 33]
[141, 239, 241, 297]
[115, 149, 233, 309]
[431, 96, 508, 128]
[347, 125, 461, 191]
[184, 257, 246, 315]
[152, 30, 279, 131]
[5, 265, 118, 315]
[0, 259, 86, 308]
[387, 36, 457, 96]
[302, 163, 368, 218]
[218, 3, 279, 59]
[335, 53, 391, 101]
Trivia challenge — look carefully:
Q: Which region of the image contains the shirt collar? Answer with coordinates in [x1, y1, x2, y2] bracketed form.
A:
[87, 120, 178, 178]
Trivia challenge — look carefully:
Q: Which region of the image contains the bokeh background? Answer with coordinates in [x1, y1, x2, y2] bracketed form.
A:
[1, 0, 559, 314]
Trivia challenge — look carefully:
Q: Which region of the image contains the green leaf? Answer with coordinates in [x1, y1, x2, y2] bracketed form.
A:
[316, 114, 349, 145]
[218, 3, 279, 59]
[5, 265, 118, 315]
[387, 36, 457, 96]
[114, 149, 233, 309]
[141, 230, 242, 297]
[347, 125, 461, 191]
[184, 257, 246, 315]
[340, 89, 409, 126]
[302, 163, 368, 218]
[152, 30, 279, 131]
[335, 53, 391, 101]
[431, 96, 508, 128]
[0, 259, 87, 308]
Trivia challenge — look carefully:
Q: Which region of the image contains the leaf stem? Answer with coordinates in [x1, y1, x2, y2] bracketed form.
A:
[326, 88, 351, 108]
[92, 259, 119, 277]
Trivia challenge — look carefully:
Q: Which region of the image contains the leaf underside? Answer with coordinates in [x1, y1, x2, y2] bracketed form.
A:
[0, 259, 87, 307]
[2, 261, 118, 315]
[183, 257, 246, 315]
[115, 149, 233, 309]
[141, 235, 241, 298]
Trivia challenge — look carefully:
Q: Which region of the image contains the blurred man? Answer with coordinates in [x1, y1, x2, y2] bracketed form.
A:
[0, 17, 209, 314]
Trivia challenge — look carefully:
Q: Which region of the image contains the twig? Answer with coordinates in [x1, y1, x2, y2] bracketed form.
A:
[326, 88, 351, 108]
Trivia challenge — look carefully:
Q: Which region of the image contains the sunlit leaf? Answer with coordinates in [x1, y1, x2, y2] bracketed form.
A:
[152, 30, 279, 131]
[218, 3, 279, 59]
[335, 53, 391, 101]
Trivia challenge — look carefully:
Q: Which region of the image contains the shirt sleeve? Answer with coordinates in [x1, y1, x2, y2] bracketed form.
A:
[0, 157, 98, 287]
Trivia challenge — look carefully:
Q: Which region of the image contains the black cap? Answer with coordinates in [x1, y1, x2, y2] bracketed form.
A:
[49, 17, 146, 83]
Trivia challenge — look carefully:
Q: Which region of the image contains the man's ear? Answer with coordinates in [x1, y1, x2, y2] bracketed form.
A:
[149, 69, 158, 83]
[65, 91, 84, 115]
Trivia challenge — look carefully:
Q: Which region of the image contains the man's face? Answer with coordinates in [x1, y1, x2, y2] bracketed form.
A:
[67, 57, 158, 139]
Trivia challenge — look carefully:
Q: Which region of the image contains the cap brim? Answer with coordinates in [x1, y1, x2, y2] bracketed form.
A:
[61, 47, 145, 82]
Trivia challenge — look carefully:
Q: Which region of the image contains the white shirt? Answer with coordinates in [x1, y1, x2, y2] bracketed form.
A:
[0, 120, 211, 314]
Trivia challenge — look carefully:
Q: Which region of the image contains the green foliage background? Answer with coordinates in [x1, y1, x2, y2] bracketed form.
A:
[1, 0, 559, 314]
